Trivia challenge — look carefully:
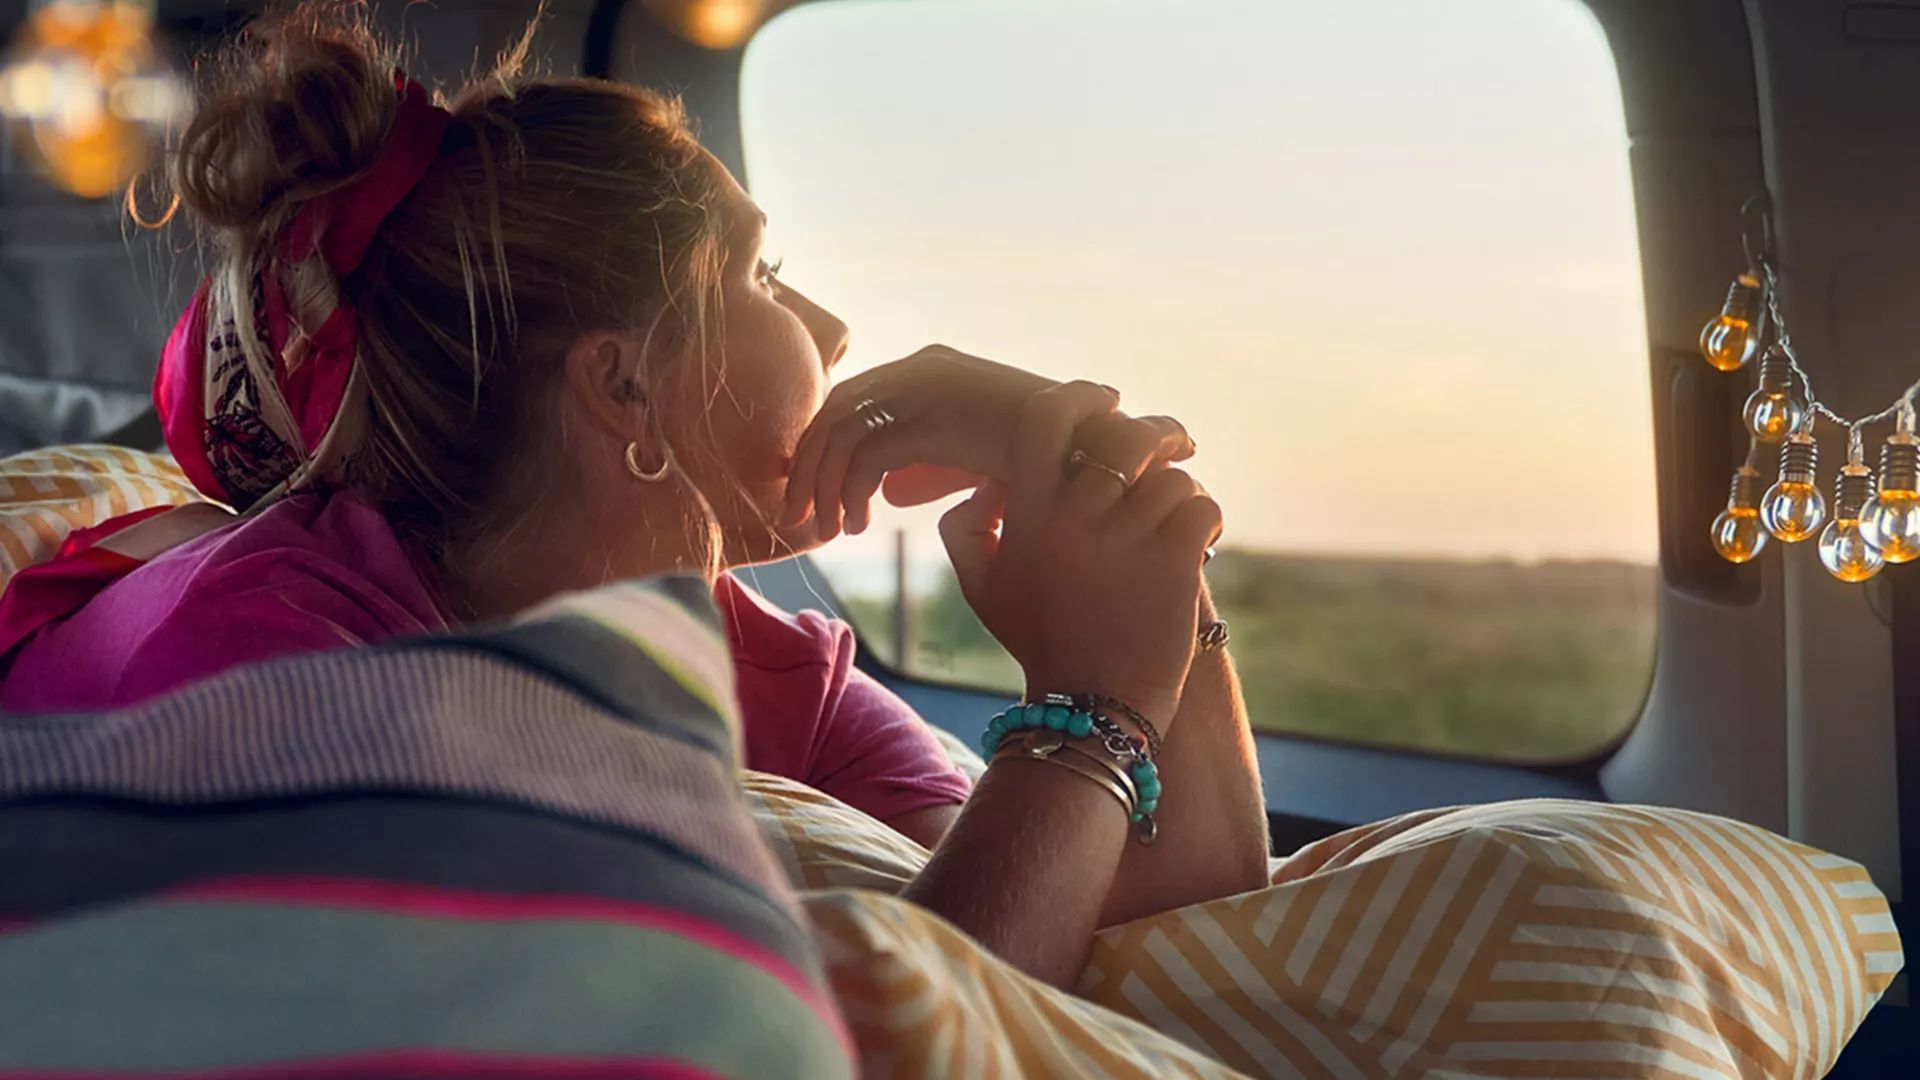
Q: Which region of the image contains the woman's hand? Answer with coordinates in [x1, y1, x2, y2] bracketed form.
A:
[939, 381, 1221, 727]
[781, 345, 1195, 541]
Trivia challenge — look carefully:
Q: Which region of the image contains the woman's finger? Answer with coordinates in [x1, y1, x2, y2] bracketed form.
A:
[786, 348, 946, 486]
[1057, 414, 1194, 518]
[1074, 414, 1197, 483]
[809, 409, 886, 541]
[783, 377, 890, 524]
[1113, 466, 1203, 535]
[785, 364, 950, 526]
[882, 464, 983, 508]
[840, 424, 932, 535]
[1160, 492, 1225, 564]
[939, 479, 1007, 602]
[1007, 381, 1122, 524]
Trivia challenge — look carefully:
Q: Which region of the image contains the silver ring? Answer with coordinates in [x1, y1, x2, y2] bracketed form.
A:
[853, 399, 895, 432]
[1068, 449, 1132, 488]
[1198, 619, 1230, 654]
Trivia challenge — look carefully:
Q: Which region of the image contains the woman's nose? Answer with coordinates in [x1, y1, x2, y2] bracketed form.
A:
[783, 284, 850, 370]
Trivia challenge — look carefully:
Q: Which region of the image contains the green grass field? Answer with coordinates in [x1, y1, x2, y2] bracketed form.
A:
[839, 549, 1657, 762]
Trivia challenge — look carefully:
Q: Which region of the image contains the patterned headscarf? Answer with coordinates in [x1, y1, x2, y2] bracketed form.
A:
[155, 74, 451, 511]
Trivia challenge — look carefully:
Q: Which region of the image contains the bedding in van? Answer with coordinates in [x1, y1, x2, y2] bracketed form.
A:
[748, 772, 1903, 1078]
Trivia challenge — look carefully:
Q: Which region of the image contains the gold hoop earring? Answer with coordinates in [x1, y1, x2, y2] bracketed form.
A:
[625, 440, 673, 483]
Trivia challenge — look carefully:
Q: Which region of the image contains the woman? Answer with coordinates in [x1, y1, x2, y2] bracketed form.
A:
[0, 4, 1269, 983]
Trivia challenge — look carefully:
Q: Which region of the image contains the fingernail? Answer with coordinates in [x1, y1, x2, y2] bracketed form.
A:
[1098, 383, 1121, 400]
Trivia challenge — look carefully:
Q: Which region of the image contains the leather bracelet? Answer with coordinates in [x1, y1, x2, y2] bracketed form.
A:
[1086, 696, 1163, 758]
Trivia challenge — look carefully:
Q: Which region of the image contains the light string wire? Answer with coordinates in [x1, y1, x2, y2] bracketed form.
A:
[1754, 257, 1920, 442]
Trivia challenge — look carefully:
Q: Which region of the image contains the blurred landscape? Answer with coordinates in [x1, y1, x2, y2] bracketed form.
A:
[838, 549, 1658, 762]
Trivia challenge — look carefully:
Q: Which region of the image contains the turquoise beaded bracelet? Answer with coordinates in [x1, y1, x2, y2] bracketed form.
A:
[981, 697, 1162, 840]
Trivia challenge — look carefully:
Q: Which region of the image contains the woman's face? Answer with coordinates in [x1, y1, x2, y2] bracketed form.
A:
[658, 157, 849, 560]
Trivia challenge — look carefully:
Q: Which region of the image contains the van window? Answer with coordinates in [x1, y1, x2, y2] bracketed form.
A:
[741, 0, 1655, 761]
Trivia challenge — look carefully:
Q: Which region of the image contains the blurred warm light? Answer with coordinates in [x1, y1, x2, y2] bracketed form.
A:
[0, 0, 187, 198]
[642, 0, 775, 50]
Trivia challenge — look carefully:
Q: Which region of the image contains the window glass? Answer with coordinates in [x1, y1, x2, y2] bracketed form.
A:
[741, 0, 1656, 760]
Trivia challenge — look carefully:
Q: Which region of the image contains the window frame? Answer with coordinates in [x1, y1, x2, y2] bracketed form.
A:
[732, 0, 1658, 772]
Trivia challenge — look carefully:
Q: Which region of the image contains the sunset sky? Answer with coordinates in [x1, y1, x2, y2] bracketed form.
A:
[740, 0, 1655, 587]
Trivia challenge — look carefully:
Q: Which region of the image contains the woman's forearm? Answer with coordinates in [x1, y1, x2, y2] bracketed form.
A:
[902, 758, 1130, 987]
[1099, 588, 1271, 927]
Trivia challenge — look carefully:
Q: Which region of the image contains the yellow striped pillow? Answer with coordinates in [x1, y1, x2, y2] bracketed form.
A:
[1084, 799, 1901, 1078]
[0, 445, 200, 586]
[745, 779, 1901, 1078]
[804, 888, 1249, 1079]
[742, 770, 927, 893]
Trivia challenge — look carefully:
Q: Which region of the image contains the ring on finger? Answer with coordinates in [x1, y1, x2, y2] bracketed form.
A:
[1068, 449, 1132, 489]
[853, 399, 895, 432]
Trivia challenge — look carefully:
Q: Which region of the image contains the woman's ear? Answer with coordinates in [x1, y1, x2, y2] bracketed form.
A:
[562, 330, 653, 441]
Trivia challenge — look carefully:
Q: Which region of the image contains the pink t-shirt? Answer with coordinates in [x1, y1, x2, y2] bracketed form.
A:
[0, 491, 971, 823]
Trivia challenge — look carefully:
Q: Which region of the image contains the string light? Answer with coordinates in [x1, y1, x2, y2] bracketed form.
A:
[1701, 196, 1920, 583]
[1761, 427, 1825, 543]
[1819, 430, 1885, 583]
[1863, 401, 1920, 563]
[1700, 271, 1764, 372]
[1742, 348, 1804, 444]
[1710, 445, 1770, 564]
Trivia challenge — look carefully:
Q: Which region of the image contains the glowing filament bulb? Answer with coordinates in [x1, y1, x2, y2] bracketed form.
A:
[1863, 401, 1920, 563]
[1762, 428, 1826, 542]
[1710, 459, 1769, 564]
[1700, 272, 1763, 372]
[1742, 350, 1804, 444]
[1819, 439, 1884, 583]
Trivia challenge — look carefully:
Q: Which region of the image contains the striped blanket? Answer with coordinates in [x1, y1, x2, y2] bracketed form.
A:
[0, 576, 854, 1079]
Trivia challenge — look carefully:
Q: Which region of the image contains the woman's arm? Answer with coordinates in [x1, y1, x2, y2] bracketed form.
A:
[1102, 587, 1271, 927]
[886, 803, 960, 850]
[892, 382, 1219, 984]
[903, 759, 1128, 985]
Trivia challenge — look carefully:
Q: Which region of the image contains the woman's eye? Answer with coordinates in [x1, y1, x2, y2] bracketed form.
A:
[757, 257, 785, 289]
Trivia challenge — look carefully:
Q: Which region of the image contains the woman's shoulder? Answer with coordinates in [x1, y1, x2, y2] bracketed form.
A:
[144, 492, 448, 621]
[0, 492, 449, 712]
[712, 572, 852, 674]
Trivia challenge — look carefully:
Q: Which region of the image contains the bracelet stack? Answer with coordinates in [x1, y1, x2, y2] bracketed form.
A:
[980, 693, 1163, 844]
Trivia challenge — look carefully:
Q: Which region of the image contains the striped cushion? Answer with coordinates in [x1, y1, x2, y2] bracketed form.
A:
[1085, 800, 1903, 1078]
[745, 770, 927, 892]
[805, 889, 1247, 1078]
[0, 577, 854, 1079]
[741, 779, 1902, 1077]
[0, 444, 199, 586]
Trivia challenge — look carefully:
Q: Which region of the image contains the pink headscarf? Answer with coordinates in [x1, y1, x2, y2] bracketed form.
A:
[156, 73, 452, 510]
[0, 73, 452, 661]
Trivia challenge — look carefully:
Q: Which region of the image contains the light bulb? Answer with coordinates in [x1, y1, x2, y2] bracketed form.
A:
[1742, 351, 1804, 444]
[1762, 429, 1826, 542]
[1819, 456, 1884, 583]
[1863, 403, 1920, 563]
[1700, 272, 1763, 372]
[1710, 462, 1769, 563]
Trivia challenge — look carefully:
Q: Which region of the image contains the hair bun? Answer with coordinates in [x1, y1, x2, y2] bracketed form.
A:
[172, 4, 401, 236]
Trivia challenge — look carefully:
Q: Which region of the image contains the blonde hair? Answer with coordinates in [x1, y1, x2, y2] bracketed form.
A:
[162, 1, 736, 571]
